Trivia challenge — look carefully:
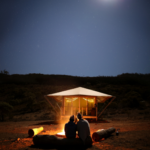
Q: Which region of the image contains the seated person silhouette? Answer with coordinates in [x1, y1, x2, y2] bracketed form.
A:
[77, 113, 91, 144]
[64, 115, 77, 138]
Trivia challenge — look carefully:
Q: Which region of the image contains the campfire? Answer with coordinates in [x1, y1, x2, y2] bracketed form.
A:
[56, 130, 66, 137]
[56, 130, 80, 138]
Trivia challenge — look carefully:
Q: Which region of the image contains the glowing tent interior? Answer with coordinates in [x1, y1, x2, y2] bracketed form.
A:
[45, 87, 115, 120]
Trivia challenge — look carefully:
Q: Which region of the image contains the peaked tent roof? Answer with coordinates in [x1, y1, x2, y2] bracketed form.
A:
[47, 87, 113, 103]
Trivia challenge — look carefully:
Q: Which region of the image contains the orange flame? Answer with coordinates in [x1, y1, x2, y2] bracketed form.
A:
[57, 130, 65, 136]
[56, 129, 66, 137]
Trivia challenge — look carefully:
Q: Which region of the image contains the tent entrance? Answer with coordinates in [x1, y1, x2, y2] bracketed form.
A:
[64, 97, 79, 115]
[63, 96, 96, 116]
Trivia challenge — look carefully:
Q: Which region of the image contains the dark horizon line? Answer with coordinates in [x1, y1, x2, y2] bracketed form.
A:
[1, 71, 150, 77]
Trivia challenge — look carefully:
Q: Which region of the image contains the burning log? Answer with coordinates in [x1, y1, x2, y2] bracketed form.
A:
[33, 135, 92, 147]
[92, 127, 115, 142]
[56, 131, 66, 137]
[28, 127, 44, 137]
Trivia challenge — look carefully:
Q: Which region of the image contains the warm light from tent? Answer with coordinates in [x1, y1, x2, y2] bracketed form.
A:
[83, 98, 94, 102]
[66, 97, 78, 102]
[66, 100, 71, 102]
[89, 100, 94, 102]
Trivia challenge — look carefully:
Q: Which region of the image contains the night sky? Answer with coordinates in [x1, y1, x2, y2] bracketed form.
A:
[0, 0, 150, 77]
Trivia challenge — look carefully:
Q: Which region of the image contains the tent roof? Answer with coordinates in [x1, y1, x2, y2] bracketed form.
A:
[47, 87, 112, 97]
[47, 87, 113, 103]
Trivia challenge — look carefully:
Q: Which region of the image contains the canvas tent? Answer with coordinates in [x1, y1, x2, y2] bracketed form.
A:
[45, 87, 115, 120]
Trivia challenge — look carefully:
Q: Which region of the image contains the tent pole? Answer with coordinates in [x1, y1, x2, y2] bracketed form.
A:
[63, 97, 65, 115]
[79, 97, 80, 113]
[95, 97, 97, 121]
[97, 97, 116, 119]
[86, 97, 88, 115]
[71, 97, 73, 115]
[44, 95, 58, 114]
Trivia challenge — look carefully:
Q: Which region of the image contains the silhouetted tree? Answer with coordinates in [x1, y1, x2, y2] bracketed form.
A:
[0, 70, 9, 75]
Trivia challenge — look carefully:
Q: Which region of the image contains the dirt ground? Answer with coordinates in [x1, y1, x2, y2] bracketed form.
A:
[0, 118, 150, 150]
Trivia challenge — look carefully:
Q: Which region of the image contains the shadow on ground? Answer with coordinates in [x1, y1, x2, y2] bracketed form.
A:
[29, 144, 92, 150]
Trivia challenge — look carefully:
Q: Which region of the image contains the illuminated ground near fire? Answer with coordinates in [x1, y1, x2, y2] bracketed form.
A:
[0, 119, 150, 150]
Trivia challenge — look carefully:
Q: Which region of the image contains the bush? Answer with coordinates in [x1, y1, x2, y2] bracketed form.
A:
[128, 96, 140, 108]
[0, 102, 13, 121]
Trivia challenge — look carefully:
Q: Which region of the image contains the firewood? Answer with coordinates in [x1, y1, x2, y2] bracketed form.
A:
[28, 127, 44, 137]
[92, 127, 115, 142]
[33, 135, 92, 147]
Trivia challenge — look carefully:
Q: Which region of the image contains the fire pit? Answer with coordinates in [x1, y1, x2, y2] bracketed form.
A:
[56, 130, 79, 138]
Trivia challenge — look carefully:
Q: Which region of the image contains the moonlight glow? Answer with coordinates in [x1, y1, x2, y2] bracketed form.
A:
[101, 0, 120, 2]
[98, 0, 123, 5]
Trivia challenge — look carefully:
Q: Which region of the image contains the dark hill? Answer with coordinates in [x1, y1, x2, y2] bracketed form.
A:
[0, 73, 150, 121]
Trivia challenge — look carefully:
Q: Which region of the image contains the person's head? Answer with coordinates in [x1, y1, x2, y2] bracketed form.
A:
[77, 113, 82, 120]
[69, 115, 74, 122]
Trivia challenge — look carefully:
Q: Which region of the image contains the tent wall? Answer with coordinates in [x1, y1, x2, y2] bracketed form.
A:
[58, 96, 98, 120]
